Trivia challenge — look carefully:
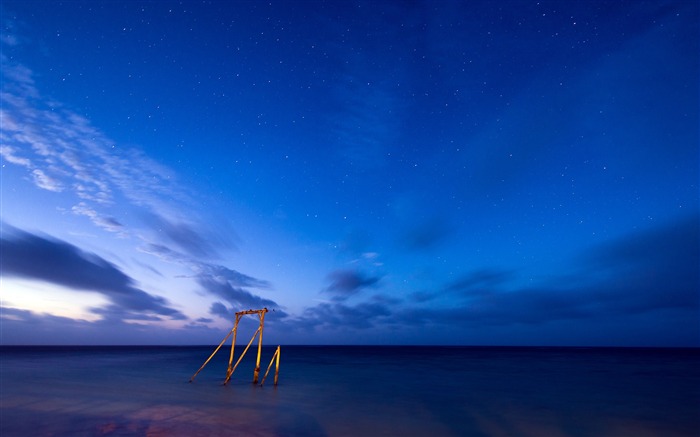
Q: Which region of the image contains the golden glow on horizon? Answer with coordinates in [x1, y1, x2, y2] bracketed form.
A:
[1, 278, 109, 322]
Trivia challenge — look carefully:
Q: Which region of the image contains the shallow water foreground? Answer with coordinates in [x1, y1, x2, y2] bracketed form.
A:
[1, 346, 698, 436]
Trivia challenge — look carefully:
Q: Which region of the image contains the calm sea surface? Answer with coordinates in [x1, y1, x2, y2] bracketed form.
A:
[1, 346, 698, 436]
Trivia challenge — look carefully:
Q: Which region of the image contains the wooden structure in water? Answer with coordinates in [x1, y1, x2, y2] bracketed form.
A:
[189, 308, 280, 386]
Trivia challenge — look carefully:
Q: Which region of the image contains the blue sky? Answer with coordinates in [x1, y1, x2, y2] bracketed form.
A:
[1, 0, 698, 346]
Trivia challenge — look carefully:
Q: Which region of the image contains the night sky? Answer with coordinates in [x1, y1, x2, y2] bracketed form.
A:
[1, 0, 698, 346]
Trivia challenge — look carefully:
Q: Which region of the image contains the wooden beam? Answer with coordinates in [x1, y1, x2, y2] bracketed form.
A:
[189, 326, 236, 382]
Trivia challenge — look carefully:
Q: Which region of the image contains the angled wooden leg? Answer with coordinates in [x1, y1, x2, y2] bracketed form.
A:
[274, 345, 280, 386]
[259, 345, 280, 387]
[189, 327, 234, 382]
[223, 326, 261, 385]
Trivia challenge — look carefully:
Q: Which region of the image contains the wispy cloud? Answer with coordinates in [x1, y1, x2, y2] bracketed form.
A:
[401, 214, 700, 328]
[30, 168, 63, 192]
[288, 301, 392, 331]
[142, 243, 279, 313]
[209, 302, 233, 319]
[141, 212, 231, 259]
[0, 56, 191, 225]
[197, 276, 277, 312]
[201, 264, 271, 289]
[288, 215, 699, 344]
[71, 202, 125, 234]
[1, 63, 235, 258]
[410, 268, 513, 303]
[323, 269, 381, 301]
[0, 144, 31, 166]
[0, 45, 276, 324]
[0, 225, 186, 321]
[445, 269, 514, 294]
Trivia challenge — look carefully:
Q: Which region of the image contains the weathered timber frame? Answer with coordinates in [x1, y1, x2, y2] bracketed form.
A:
[189, 308, 280, 386]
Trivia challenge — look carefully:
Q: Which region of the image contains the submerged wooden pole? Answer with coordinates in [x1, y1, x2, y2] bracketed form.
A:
[225, 314, 241, 382]
[189, 326, 235, 382]
[274, 345, 280, 386]
[252, 310, 266, 384]
[260, 345, 281, 387]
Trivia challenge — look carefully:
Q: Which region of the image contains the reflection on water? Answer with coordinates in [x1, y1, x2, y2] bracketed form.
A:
[1, 346, 698, 436]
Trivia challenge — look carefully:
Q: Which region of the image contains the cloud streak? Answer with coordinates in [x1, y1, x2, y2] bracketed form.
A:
[288, 301, 392, 331]
[140, 212, 233, 259]
[286, 215, 699, 345]
[409, 214, 700, 327]
[1, 225, 186, 321]
[71, 202, 125, 234]
[1, 49, 273, 327]
[323, 269, 381, 301]
[0, 56, 206, 249]
[142, 243, 279, 314]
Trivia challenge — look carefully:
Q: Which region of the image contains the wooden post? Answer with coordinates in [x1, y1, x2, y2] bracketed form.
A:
[253, 310, 266, 384]
[274, 345, 280, 386]
[225, 314, 241, 382]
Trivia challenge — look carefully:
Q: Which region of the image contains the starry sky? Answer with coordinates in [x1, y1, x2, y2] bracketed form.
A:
[1, 0, 698, 346]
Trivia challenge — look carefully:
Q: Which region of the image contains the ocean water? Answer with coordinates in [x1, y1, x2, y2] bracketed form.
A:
[0, 346, 698, 437]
